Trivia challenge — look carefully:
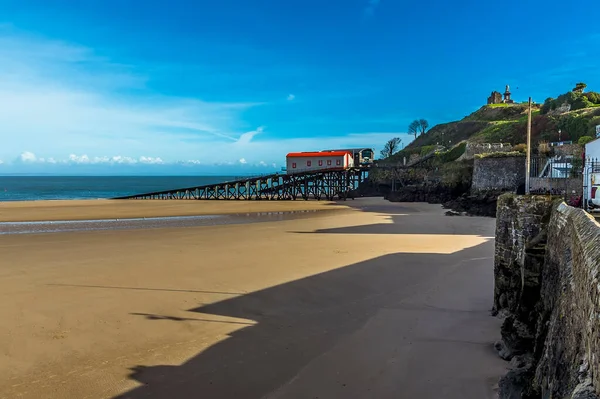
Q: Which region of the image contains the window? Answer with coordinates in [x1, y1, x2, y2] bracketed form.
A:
[307, 160, 312, 167]
[327, 159, 332, 166]
[318, 160, 323, 166]
[292, 162, 297, 169]
[336, 159, 341, 166]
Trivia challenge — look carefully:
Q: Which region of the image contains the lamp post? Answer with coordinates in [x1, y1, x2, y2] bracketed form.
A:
[525, 97, 532, 194]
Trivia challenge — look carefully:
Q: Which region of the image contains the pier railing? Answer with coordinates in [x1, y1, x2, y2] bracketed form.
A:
[114, 167, 370, 201]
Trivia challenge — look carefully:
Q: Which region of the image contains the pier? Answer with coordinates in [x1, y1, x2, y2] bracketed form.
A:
[114, 167, 370, 200]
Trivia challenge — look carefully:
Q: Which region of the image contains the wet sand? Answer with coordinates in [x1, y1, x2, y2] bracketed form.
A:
[0, 198, 506, 398]
[0, 199, 347, 222]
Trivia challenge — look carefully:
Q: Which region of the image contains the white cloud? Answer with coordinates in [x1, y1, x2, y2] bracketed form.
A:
[287, 94, 295, 101]
[19, 151, 37, 163]
[259, 161, 267, 166]
[235, 126, 264, 146]
[139, 156, 164, 164]
[239, 158, 248, 164]
[14, 152, 168, 166]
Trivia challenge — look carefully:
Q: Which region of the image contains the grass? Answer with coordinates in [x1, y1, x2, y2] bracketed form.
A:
[517, 110, 541, 123]
[472, 120, 522, 143]
[487, 103, 514, 108]
[475, 151, 525, 159]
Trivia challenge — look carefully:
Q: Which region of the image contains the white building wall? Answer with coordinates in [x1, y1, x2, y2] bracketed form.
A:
[286, 154, 353, 174]
[586, 139, 600, 159]
[584, 139, 600, 206]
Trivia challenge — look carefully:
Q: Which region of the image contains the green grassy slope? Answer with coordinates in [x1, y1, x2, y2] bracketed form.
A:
[389, 103, 600, 162]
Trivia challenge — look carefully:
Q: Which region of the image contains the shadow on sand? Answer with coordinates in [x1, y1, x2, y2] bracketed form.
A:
[113, 237, 496, 398]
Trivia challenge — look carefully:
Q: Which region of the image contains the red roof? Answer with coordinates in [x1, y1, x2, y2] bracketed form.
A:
[286, 151, 350, 158]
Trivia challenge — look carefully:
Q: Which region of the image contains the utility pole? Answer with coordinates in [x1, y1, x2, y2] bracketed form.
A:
[525, 97, 532, 194]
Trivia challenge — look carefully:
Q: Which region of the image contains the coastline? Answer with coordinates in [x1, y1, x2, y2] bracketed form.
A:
[0, 199, 350, 222]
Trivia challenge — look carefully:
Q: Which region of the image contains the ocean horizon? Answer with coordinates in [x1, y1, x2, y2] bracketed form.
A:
[0, 176, 248, 201]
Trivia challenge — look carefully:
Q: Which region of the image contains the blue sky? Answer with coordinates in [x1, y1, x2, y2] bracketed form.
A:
[0, 0, 599, 175]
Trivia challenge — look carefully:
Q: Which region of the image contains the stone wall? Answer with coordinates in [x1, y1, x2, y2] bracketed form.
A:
[472, 155, 526, 193]
[533, 203, 600, 398]
[529, 177, 583, 196]
[460, 142, 513, 160]
[494, 194, 600, 398]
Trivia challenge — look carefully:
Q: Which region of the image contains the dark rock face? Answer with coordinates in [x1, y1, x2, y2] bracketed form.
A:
[442, 190, 503, 217]
[356, 180, 387, 197]
[493, 195, 600, 399]
[385, 182, 506, 217]
[385, 182, 512, 218]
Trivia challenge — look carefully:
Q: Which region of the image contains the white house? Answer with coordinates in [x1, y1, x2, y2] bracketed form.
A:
[286, 151, 354, 174]
[583, 138, 600, 209]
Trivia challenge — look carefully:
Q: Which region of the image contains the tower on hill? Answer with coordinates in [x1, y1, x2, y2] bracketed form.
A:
[503, 85, 514, 103]
[487, 84, 515, 105]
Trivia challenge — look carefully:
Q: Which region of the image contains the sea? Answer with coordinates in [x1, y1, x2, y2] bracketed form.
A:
[0, 176, 241, 202]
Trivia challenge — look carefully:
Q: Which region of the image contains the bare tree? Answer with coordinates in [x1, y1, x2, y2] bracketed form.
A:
[408, 120, 420, 139]
[380, 137, 402, 159]
[418, 119, 429, 135]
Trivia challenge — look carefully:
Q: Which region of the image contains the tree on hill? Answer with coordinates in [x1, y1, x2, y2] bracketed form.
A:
[380, 137, 401, 159]
[408, 119, 429, 139]
[418, 119, 429, 135]
[573, 82, 587, 93]
[408, 120, 420, 139]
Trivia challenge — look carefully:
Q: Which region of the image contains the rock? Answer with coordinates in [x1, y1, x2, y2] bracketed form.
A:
[571, 380, 599, 399]
[442, 190, 506, 217]
[498, 367, 535, 399]
[498, 316, 534, 361]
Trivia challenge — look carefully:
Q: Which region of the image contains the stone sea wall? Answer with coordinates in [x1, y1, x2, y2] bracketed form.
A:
[472, 155, 526, 193]
[494, 194, 600, 398]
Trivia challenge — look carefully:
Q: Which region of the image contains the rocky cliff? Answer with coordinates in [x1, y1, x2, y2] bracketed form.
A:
[494, 194, 600, 398]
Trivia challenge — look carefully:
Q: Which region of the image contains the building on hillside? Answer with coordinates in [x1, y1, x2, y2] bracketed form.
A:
[487, 91, 502, 105]
[487, 85, 515, 105]
[285, 151, 354, 174]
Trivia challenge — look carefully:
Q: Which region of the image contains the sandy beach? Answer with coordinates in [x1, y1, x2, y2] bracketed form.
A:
[0, 198, 506, 398]
[0, 199, 349, 222]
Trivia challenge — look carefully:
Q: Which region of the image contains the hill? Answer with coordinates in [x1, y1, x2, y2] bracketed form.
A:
[386, 87, 600, 163]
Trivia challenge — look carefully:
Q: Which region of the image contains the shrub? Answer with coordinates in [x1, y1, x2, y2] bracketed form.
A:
[437, 142, 467, 163]
[513, 143, 527, 153]
[419, 145, 436, 157]
[541, 97, 554, 114]
[572, 95, 594, 110]
[475, 151, 525, 159]
[578, 136, 595, 145]
[538, 141, 551, 155]
[585, 91, 600, 104]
